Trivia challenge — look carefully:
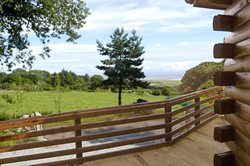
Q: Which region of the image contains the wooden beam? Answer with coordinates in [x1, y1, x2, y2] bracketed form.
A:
[234, 128, 250, 155]
[235, 101, 250, 122]
[224, 21, 250, 44]
[235, 38, 250, 58]
[226, 141, 250, 166]
[224, 56, 250, 72]
[75, 118, 83, 159]
[214, 151, 234, 166]
[235, 3, 250, 28]
[225, 0, 248, 16]
[224, 113, 250, 138]
[213, 15, 236, 31]
[235, 72, 250, 89]
[214, 99, 235, 114]
[214, 71, 235, 86]
[185, 0, 231, 10]
[214, 125, 234, 142]
[213, 43, 235, 58]
[225, 86, 250, 105]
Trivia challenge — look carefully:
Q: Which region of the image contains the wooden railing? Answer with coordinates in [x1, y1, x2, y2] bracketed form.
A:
[0, 86, 224, 166]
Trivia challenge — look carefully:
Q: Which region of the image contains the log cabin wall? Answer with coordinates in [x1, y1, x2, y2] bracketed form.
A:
[185, 0, 250, 166]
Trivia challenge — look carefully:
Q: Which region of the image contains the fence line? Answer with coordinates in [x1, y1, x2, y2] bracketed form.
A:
[0, 86, 223, 165]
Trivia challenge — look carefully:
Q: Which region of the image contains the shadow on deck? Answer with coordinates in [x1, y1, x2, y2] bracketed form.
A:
[81, 116, 229, 166]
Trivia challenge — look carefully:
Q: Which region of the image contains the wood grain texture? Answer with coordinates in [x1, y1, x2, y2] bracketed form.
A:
[224, 113, 250, 138]
[80, 117, 230, 166]
[224, 56, 250, 72]
[234, 72, 250, 88]
[226, 141, 250, 166]
[235, 3, 250, 27]
[225, 0, 248, 16]
[224, 21, 250, 44]
[225, 86, 250, 105]
[234, 128, 250, 155]
[193, 0, 231, 9]
[235, 100, 250, 122]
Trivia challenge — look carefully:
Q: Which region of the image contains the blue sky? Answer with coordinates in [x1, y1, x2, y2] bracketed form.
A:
[11, 0, 227, 79]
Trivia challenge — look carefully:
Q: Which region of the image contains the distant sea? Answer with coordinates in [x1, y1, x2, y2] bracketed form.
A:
[144, 75, 183, 81]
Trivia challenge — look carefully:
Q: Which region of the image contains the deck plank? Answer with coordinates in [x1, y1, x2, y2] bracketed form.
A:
[79, 116, 229, 166]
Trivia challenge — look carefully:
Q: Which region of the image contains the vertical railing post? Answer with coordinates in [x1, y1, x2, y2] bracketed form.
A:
[75, 117, 83, 159]
[165, 105, 172, 142]
[194, 97, 200, 126]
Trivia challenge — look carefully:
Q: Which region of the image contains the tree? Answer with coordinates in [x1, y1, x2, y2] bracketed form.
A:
[161, 86, 171, 96]
[178, 61, 224, 94]
[96, 28, 148, 105]
[90, 75, 104, 90]
[0, 0, 91, 70]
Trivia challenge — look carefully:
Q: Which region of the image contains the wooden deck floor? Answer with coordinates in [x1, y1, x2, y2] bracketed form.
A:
[80, 116, 230, 166]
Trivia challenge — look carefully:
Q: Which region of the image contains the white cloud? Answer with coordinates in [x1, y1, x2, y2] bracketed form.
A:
[155, 43, 161, 47]
[178, 42, 190, 46]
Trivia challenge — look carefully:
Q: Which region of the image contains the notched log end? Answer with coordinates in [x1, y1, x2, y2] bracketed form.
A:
[213, 15, 236, 32]
[214, 71, 235, 86]
[214, 125, 234, 142]
[214, 151, 234, 166]
[214, 99, 235, 114]
[213, 43, 235, 59]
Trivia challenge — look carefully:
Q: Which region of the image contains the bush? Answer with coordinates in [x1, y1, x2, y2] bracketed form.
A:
[152, 89, 161, 96]
[161, 87, 171, 96]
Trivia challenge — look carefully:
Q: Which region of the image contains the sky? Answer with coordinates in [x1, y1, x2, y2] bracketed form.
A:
[6, 0, 228, 80]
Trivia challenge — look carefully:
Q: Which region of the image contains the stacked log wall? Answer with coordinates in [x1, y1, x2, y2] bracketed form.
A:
[213, 0, 250, 165]
[185, 0, 250, 165]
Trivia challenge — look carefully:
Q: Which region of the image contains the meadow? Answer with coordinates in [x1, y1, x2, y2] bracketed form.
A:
[0, 91, 169, 119]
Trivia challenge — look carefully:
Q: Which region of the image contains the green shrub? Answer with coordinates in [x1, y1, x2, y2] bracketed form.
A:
[1, 94, 16, 104]
[161, 87, 171, 96]
[152, 89, 161, 96]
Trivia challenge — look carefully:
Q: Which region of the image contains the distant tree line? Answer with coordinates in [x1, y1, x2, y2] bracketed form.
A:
[0, 68, 101, 91]
[0, 68, 148, 92]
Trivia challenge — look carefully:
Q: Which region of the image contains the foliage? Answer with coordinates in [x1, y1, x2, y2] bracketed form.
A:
[0, 0, 90, 70]
[16, 86, 26, 117]
[152, 89, 161, 96]
[96, 27, 148, 105]
[197, 79, 215, 91]
[178, 61, 224, 94]
[90, 75, 104, 90]
[1, 94, 16, 104]
[161, 86, 171, 96]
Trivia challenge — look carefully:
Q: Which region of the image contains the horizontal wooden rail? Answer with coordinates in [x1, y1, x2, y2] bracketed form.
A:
[0, 86, 223, 165]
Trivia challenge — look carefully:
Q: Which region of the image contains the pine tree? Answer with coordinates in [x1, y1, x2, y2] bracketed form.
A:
[96, 27, 148, 105]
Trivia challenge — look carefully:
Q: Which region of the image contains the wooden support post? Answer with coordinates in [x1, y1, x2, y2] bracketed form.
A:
[214, 125, 234, 142]
[214, 99, 235, 114]
[213, 15, 236, 31]
[165, 106, 172, 142]
[75, 118, 83, 159]
[194, 97, 200, 126]
[214, 151, 234, 166]
[213, 43, 235, 59]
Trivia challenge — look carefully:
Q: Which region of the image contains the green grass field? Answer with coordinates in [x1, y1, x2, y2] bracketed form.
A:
[146, 80, 181, 87]
[0, 91, 168, 118]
